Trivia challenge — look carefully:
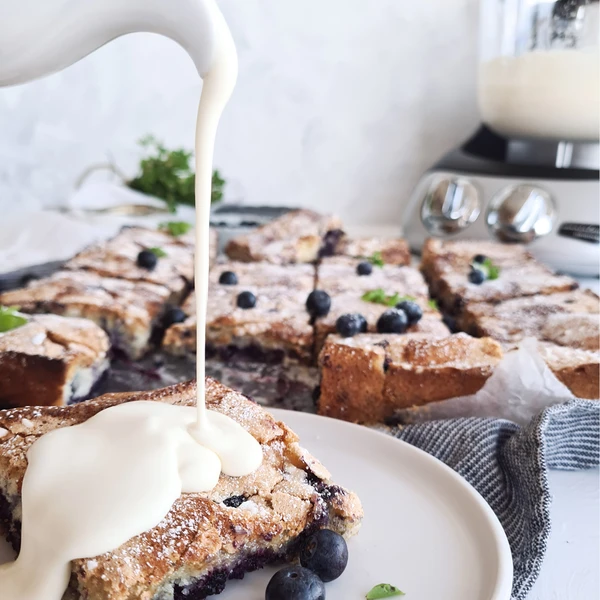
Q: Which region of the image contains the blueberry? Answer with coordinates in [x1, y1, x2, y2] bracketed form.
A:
[237, 291, 257, 309]
[219, 271, 238, 285]
[395, 300, 422, 325]
[335, 313, 365, 337]
[265, 566, 325, 600]
[300, 529, 348, 583]
[137, 250, 157, 270]
[162, 307, 186, 328]
[468, 268, 486, 285]
[473, 254, 487, 264]
[357, 313, 368, 333]
[356, 262, 373, 276]
[376, 309, 408, 334]
[306, 290, 331, 317]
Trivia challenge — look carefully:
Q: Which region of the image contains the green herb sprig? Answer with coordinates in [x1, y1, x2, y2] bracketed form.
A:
[148, 247, 167, 258]
[366, 583, 405, 599]
[427, 298, 438, 310]
[471, 257, 500, 281]
[370, 251, 385, 268]
[128, 136, 225, 213]
[362, 289, 400, 307]
[0, 306, 28, 333]
[159, 221, 192, 237]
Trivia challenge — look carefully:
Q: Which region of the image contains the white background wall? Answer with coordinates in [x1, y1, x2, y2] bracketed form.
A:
[0, 0, 480, 226]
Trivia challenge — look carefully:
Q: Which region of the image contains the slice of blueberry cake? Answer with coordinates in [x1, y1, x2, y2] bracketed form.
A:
[65, 226, 196, 304]
[457, 289, 600, 348]
[317, 333, 504, 423]
[225, 209, 344, 264]
[210, 262, 316, 292]
[0, 313, 109, 409]
[331, 236, 411, 266]
[163, 286, 315, 365]
[420, 239, 578, 315]
[0, 379, 363, 599]
[0, 270, 171, 360]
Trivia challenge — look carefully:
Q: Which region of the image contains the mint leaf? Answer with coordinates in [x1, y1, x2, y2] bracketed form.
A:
[483, 258, 500, 280]
[397, 295, 417, 303]
[386, 293, 401, 307]
[159, 221, 192, 237]
[148, 247, 167, 258]
[370, 251, 385, 268]
[428, 299, 438, 310]
[362, 289, 387, 304]
[366, 583, 405, 599]
[362, 289, 402, 307]
[0, 306, 28, 333]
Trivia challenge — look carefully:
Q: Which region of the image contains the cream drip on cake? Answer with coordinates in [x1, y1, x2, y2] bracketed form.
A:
[0, 2, 263, 598]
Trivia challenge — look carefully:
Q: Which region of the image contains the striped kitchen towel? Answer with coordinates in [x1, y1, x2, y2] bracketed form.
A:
[394, 399, 600, 600]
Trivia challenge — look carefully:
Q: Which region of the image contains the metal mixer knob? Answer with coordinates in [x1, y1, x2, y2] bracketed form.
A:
[421, 177, 480, 236]
[486, 184, 556, 244]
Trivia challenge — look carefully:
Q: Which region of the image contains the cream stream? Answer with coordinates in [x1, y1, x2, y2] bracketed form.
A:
[0, 2, 262, 599]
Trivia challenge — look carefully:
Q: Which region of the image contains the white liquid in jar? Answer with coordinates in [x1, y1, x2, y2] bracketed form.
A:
[478, 50, 600, 141]
[0, 2, 263, 599]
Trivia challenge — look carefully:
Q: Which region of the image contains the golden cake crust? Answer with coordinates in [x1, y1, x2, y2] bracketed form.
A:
[225, 210, 343, 264]
[0, 379, 363, 600]
[318, 333, 503, 423]
[0, 314, 109, 409]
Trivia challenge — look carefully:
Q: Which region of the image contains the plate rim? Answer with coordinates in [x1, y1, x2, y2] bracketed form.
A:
[269, 408, 514, 600]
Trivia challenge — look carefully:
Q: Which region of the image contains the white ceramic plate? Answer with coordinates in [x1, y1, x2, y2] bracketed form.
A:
[0, 409, 513, 599]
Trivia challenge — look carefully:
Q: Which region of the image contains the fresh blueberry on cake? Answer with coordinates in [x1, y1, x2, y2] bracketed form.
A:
[237, 291, 257, 309]
[396, 300, 423, 325]
[136, 249, 158, 271]
[336, 313, 365, 338]
[376, 309, 409, 334]
[356, 262, 373, 276]
[468, 268, 486, 285]
[306, 291, 331, 318]
[218, 271, 238, 285]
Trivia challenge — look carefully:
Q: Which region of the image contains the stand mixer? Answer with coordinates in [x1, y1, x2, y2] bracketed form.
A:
[0, 0, 217, 85]
[403, 0, 600, 277]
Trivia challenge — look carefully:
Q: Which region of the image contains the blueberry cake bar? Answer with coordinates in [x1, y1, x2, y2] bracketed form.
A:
[225, 209, 344, 264]
[0, 379, 363, 599]
[536, 342, 600, 400]
[317, 333, 504, 423]
[0, 313, 109, 409]
[210, 261, 316, 291]
[0, 270, 171, 360]
[65, 226, 196, 303]
[163, 286, 314, 364]
[457, 289, 600, 349]
[421, 239, 578, 314]
[314, 293, 449, 355]
[316, 257, 429, 296]
[332, 236, 411, 266]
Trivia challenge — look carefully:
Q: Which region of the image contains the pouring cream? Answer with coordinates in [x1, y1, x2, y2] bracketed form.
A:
[0, 2, 262, 598]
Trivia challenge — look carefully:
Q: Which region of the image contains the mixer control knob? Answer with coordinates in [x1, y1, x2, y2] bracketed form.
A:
[421, 177, 480, 235]
[486, 184, 556, 244]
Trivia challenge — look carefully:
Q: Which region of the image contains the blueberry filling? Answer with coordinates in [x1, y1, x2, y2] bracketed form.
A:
[223, 495, 247, 508]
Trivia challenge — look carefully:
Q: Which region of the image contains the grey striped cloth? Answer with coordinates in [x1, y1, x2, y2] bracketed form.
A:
[393, 399, 600, 600]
